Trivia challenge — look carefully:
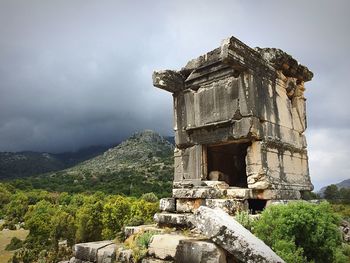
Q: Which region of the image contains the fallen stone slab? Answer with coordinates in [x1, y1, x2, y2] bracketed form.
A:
[73, 240, 116, 263]
[174, 239, 227, 263]
[148, 234, 191, 260]
[193, 206, 285, 263]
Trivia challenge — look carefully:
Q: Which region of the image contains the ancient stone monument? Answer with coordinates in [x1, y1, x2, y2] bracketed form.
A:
[153, 36, 313, 217]
[69, 36, 313, 263]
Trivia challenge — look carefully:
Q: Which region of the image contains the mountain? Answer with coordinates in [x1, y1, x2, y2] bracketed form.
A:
[0, 152, 65, 179]
[0, 145, 112, 180]
[319, 179, 350, 195]
[16, 130, 175, 197]
[67, 130, 174, 175]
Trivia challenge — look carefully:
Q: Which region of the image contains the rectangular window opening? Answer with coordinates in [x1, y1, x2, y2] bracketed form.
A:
[207, 142, 250, 187]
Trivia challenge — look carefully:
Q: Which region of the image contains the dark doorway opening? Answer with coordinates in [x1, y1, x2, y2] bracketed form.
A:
[207, 142, 250, 187]
[248, 199, 267, 214]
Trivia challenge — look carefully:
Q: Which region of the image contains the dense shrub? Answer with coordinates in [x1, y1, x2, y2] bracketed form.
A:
[127, 199, 158, 226]
[125, 231, 158, 262]
[101, 195, 158, 239]
[102, 195, 131, 239]
[141, 192, 158, 203]
[253, 201, 344, 263]
[75, 201, 103, 243]
[24, 200, 58, 247]
[235, 210, 256, 231]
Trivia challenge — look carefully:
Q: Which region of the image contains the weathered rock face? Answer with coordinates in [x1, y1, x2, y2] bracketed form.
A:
[153, 36, 313, 198]
[193, 206, 285, 263]
[148, 234, 192, 260]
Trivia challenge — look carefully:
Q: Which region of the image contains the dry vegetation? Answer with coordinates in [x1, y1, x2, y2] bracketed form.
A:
[0, 228, 29, 262]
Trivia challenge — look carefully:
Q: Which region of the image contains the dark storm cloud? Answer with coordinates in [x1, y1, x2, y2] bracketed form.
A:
[0, 0, 349, 188]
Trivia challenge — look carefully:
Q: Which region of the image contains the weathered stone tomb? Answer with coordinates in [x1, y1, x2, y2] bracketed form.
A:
[153, 36, 314, 215]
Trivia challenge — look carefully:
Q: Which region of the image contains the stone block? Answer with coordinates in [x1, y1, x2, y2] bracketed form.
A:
[74, 241, 115, 263]
[116, 248, 133, 263]
[176, 199, 204, 213]
[173, 145, 202, 181]
[160, 198, 176, 212]
[201, 180, 230, 189]
[173, 180, 202, 188]
[205, 199, 248, 215]
[191, 78, 239, 128]
[153, 70, 184, 93]
[148, 234, 191, 260]
[154, 213, 193, 228]
[252, 189, 301, 200]
[174, 239, 227, 263]
[97, 244, 116, 263]
[225, 188, 252, 199]
[173, 188, 224, 199]
[194, 206, 285, 263]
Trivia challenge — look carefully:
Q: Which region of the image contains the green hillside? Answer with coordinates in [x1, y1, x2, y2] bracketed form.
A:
[0, 145, 110, 180]
[6, 130, 175, 197]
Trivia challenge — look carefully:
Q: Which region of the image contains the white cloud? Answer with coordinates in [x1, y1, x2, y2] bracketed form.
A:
[307, 128, 350, 190]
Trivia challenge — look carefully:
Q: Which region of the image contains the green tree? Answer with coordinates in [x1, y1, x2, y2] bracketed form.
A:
[51, 208, 76, 248]
[339, 188, 350, 204]
[0, 183, 11, 217]
[75, 201, 103, 242]
[127, 199, 158, 226]
[5, 192, 29, 223]
[324, 184, 339, 201]
[102, 196, 131, 239]
[24, 200, 56, 247]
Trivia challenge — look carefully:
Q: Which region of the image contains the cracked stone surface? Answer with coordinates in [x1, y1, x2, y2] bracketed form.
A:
[193, 206, 285, 263]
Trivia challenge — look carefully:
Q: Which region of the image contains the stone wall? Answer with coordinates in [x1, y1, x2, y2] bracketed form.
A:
[153, 36, 313, 194]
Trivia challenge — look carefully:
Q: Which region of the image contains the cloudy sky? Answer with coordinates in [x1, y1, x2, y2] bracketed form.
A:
[0, 0, 349, 189]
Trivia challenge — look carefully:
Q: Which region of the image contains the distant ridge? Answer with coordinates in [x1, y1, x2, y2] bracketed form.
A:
[0, 130, 174, 180]
[319, 178, 350, 195]
[0, 145, 111, 179]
